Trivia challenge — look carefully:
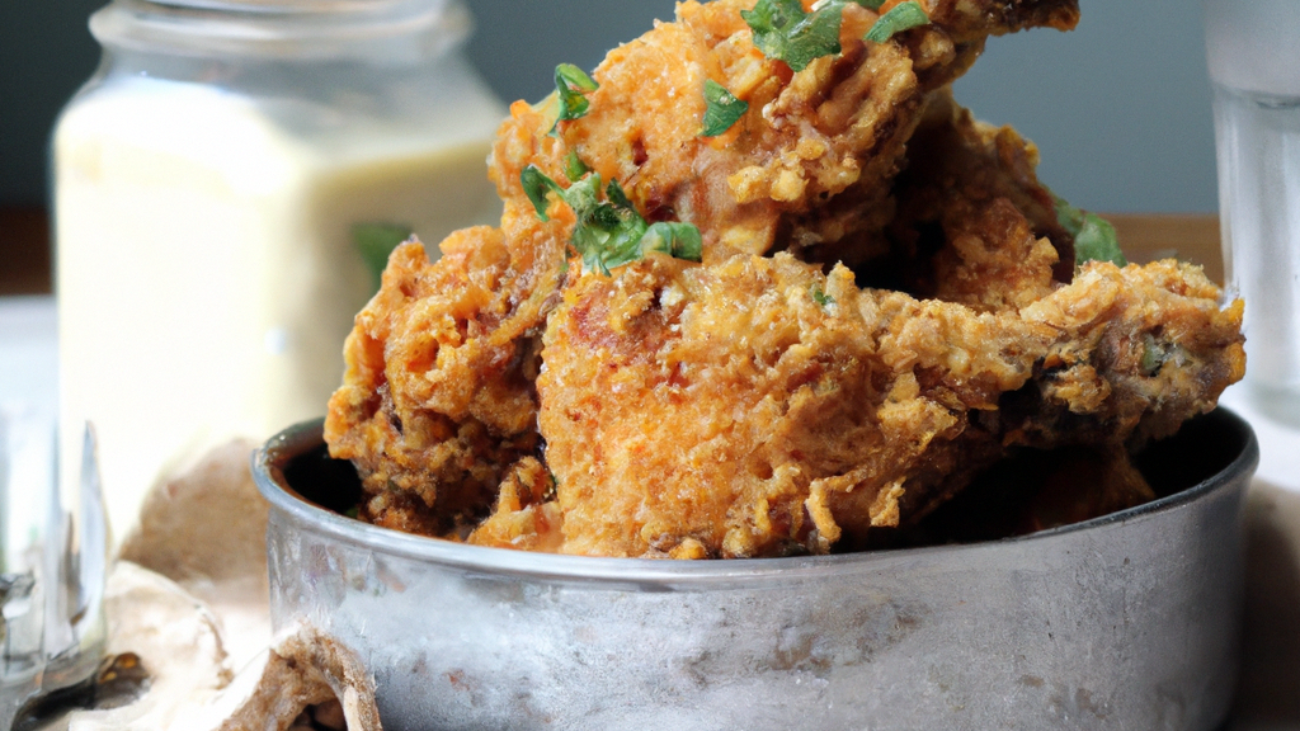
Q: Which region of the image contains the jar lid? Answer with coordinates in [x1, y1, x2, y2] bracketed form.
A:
[91, 0, 471, 60]
[146, 0, 436, 13]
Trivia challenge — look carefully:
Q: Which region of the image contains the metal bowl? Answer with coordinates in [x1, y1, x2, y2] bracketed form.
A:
[254, 409, 1258, 731]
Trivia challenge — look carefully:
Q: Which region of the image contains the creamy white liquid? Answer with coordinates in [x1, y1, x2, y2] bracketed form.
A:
[54, 77, 503, 537]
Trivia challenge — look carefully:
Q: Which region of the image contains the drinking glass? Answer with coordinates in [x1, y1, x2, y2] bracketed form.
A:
[1206, 0, 1300, 426]
[0, 409, 108, 726]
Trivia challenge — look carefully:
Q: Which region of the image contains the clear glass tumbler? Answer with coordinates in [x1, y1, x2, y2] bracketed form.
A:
[1206, 0, 1300, 426]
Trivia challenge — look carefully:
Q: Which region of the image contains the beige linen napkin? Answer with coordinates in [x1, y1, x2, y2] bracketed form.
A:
[60, 440, 382, 731]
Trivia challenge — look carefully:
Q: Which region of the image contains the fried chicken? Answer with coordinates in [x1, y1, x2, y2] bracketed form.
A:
[534, 254, 1241, 558]
[880, 89, 1075, 299]
[491, 0, 1079, 268]
[324, 0, 1245, 557]
[323, 203, 566, 535]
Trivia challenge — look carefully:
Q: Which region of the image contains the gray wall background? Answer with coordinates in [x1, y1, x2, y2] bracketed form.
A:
[0, 0, 1217, 213]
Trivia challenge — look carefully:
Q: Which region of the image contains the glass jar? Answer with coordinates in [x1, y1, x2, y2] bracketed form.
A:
[52, 0, 505, 536]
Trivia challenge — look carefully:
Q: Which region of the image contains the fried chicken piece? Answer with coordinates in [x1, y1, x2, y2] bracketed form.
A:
[489, 0, 1079, 268]
[537, 253, 1000, 557]
[325, 0, 1243, 555]
[465, 457, 566, 552]
[328, 0, 1081, 536]
[877, 90, 1074, 303]
[536, 254, 1243, 558]
[324, 202, 567, 536]
[1010, 259, 1246, 447]
[846, 258, 1246, 528]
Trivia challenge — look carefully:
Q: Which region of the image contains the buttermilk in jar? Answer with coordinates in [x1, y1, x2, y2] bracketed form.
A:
[52, 0, 504, 536]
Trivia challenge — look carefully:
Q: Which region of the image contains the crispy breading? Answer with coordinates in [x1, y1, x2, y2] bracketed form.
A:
[1013, 259, 1246, 446]
[535, 254, 1243, 557]
[466, 457, 566, 552]
[883, 90, 1074, 303]
[323, 0, 1244, 557]
[324, 203, 567, 535]
[537, 253, 1043, 557]
[488, 0, 1079, 268]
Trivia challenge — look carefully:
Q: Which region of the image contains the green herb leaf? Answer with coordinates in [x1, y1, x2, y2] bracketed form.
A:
[1052, 194, 1128, 267]
[605, 178, 635, 210]
[521, 165, 565, 221]
[811, 286, 835, 307]
[700, 80, 750, 137]
[562, 173, 603, 220]
[550, 63, 599, 135]
[1074, 215, 1127, 267]
[741, 0, 846, 72]
[353, 222, 413, 293]
[573, 177, 651, 275]
[344, 505, 360, 519]
[852, 0, 886, 9]
[1139, 335, 1166, 376]
[641, 222, 704, 262]
[565, 150, 589, 182]
[863, 1, 930, 43]
[519, 166, 703, 275]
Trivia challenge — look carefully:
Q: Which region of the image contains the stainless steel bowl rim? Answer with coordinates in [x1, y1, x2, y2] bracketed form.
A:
[253, 410, 1260, 585]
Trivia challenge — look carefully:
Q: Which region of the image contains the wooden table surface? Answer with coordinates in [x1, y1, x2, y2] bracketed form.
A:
[1, 207, 51, 296]
[0, 208, 1222, 298]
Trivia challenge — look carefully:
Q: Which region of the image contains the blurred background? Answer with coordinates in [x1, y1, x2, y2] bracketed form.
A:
[0, 0, 1216, 292]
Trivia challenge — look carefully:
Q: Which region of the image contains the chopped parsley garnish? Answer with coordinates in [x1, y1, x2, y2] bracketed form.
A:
[521, 165, 703, 275]
[811, 286, 835, 307]
[1075, 216, 1127, 266]
[641, 222, 704, 262]
[550, 64, 599, 136]
[1139, 335, 1166, 376]
[605, 177, 635, 209]
[700, 80, 749, 137]
[1053, 194, 1128, 268]
[565, 150, 590, 182]
[568, 176, 650, 275]
[741, 0, 933, 71]
[741, 0, 847, 72]
[353, 222, 413, 293]
[863, 1, 931, 44]
[521, 165, 565, 222]
[544, 470, 558, 502]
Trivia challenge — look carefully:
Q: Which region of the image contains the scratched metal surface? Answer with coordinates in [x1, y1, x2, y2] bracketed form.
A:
[256, 410, 1257, 731]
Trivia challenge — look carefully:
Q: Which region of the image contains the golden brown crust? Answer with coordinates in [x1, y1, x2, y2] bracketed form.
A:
[888, 92, 1072, 298]
[533, 252, 1242, 558]
[537, 254, 957, 557]
[324, 205, 567, 535]
[1014, 260, 1247, 447]
[322, 0, 1243, 558]
[487, 0, 1078, 269]
[466, 457, 566, 552]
